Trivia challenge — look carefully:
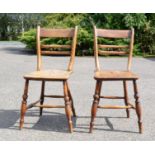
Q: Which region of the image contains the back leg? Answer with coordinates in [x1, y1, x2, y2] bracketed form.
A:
[66, 83, 76, 117]
[123, 80, 130, 118]
[40, 81, 45, 116]
[63, 81, 73, 133]
[133, 80, 143, 133]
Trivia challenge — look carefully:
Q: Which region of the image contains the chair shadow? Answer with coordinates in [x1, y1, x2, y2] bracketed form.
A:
[144, 57, 155, 61]
[0, 109, 20, 129]
[1, 47, 35, 56]
[0, 109, 77, 133]
[0, 109, 137, 134]
[26, 111, 77, 133]
[75, 115, 138, 134]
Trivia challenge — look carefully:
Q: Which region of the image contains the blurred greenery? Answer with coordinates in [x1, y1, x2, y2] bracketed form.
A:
[1, 13, 155, 56]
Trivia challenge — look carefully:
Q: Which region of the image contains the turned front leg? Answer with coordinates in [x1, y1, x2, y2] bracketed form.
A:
[123, 80, 130, 118]
[90, 80, 102, 133]
[133, 80, 143, 133]
[19, 79, 29, 129]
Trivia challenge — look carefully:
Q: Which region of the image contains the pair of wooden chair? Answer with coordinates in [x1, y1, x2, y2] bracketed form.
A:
[19, 26, 143, 133]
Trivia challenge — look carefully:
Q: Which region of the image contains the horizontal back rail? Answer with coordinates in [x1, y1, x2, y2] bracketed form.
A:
[98, 44, 129, 49]
[41, 44, 71, 49]
[40, 28, 75, 38]
[97, 29, 131, 38]
[98, 50, 128, 55]
[41, 51, 70, 56]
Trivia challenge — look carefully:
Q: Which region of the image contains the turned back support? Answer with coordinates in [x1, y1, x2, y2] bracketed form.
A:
[94, 26, 134, 71]
[37, 26, 78, 71]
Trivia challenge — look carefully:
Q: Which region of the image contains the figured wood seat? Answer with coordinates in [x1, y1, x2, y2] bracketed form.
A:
[94, 70, 138, 80]
[24, 70, 72, 80]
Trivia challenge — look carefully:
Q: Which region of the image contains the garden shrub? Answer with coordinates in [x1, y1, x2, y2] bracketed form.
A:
[19, 13, 155, 56]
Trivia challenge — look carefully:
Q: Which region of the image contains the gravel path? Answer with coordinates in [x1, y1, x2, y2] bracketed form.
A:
[0, 41, 155, 140]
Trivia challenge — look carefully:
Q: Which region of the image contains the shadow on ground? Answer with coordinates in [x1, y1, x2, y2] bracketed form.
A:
[0, 47, 35, 56]
[75, 116, 138, 134]
[0, 109, 19, 128]
[0, 109, 77, 133]
[0, 109, 138, 134]
[144, 58, 155, 61]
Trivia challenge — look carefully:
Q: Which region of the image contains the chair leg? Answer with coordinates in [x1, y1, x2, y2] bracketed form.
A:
[66, 83, 76, 117]
[19, 79, 29, 129]
[40, 81, 45, 116]
[123, 80, 130, 118]
[89, 80, 102, 133]
[63, 81, 73, 133]
[133, 80, 143, 134]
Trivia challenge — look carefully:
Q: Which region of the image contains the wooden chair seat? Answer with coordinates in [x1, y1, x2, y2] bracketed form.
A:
[94, 70, 139, 80]
[24, 69, 72, 80]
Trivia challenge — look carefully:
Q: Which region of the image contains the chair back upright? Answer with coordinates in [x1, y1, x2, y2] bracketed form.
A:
[94, 26, 134, 71]
[36, 26, 78, 71]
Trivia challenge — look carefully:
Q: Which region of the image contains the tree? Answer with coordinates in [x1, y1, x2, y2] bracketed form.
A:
[0, 13, 46, 40]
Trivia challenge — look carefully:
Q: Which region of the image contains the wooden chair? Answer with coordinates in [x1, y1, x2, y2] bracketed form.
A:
[89, 26, 143, 133]
[19, 26, 78, 133]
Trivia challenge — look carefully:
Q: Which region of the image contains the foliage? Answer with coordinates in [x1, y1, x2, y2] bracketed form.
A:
[19, 29, 36, 49]
[0, 13, 46, 40]
[2, 13, 155, 55]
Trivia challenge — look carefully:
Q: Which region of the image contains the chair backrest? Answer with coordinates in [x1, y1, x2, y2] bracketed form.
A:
[36, 26, 78, 71]
[94, 26, 134, 71]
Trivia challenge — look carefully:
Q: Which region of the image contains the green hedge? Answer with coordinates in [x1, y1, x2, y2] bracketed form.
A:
[19, 13, 155, 56]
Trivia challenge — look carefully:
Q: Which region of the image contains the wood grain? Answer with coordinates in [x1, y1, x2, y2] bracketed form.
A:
[40, 28, 74, 38]
[97, 29, 131, 38]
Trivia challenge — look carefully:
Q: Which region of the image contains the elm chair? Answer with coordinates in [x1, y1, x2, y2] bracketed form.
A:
[89, 26, 143, 133]
[19, 26, 78, 133]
